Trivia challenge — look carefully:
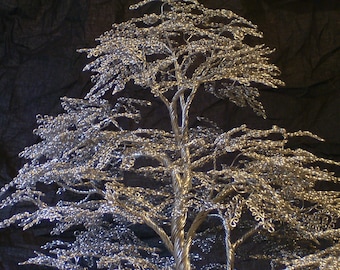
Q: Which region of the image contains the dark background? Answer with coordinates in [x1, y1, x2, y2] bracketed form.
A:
[0, 0, 339, 269]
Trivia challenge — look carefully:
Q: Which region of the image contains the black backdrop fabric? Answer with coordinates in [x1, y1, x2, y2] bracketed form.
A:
[0, 0, 339, 269]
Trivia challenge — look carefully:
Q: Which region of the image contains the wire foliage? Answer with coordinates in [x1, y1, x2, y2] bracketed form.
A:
[1, 1, 339, 269]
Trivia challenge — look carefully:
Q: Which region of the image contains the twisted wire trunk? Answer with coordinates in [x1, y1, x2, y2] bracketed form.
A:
[226, 240, 236, 270]
[170, 133, 192, 270]
[171, 183, 191, 270]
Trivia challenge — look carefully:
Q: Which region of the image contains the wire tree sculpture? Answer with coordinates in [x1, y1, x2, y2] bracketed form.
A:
[1, 0, 339, 269]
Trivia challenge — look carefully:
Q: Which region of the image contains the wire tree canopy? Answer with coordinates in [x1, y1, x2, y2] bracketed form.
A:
[79, 0, 283, 118]
[1, 1, 339, 269]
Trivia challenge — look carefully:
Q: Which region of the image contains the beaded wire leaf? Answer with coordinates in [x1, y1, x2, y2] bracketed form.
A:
[0, 0, 339, 269]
